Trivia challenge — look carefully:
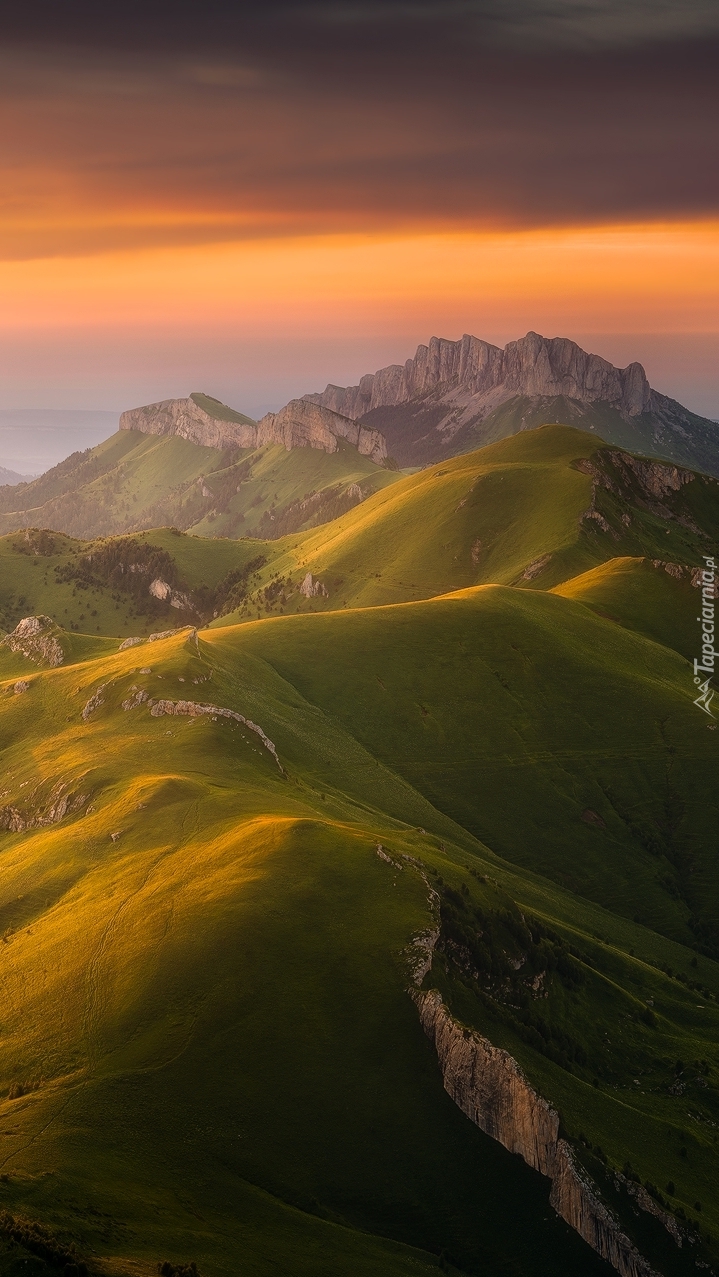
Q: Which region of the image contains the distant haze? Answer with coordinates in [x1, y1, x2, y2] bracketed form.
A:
[0, 330, 717, 480]
[0, 410, 119, 475]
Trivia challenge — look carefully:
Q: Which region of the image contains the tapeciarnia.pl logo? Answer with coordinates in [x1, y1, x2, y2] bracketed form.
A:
[694, 555, 716, 717]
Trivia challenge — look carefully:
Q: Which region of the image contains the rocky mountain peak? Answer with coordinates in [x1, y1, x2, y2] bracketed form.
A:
[301, 331, 717, 473]
[304, 331, 652, 423]
[120, 393, 387, 463]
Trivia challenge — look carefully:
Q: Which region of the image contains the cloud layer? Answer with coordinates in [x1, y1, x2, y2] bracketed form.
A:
[0, 1, 717, 259]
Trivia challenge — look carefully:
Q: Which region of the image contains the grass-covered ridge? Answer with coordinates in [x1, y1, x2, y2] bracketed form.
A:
[1, 427, 716, 642]
[0, 578, 717, 1275]
[0, 429, 399, 542]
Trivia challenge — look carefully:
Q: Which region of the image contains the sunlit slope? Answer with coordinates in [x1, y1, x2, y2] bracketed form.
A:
[0, 429, 398, 541]
[222, 586, 718, 948]
[0, 527, 284, 640]
[0, 632, 615, 1277]
[552, 557, 702, 660]
[3, 427, 716, 640]
[216, 424, 719, 623]
[0, 616, 718, 1275]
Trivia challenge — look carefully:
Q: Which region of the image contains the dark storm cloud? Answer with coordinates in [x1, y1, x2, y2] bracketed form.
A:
[4, 0, 719, 52]
[0, 0, 717, 257]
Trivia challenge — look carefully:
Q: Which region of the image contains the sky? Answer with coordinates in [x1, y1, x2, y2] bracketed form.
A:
[0, 0, 718, 469]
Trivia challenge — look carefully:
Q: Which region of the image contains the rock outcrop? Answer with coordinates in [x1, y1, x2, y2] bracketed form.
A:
[299, 571, 328, 598]
[118, 627, 192, 652]
[415, 989, 662, 1277]
[302, 331, 719, 474]
[147, 698, 283, 770]
[148, 578, 193, 611]
[1, 616, 65, 667]
[256, 400, 386, 463]
[305, 332, 652, 425]
[0, 778, 90, 832]
[120, 393, 257, 450]
[120, 392, 387, 463]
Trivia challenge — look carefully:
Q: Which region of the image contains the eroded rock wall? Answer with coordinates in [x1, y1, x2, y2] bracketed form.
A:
[414, 988, 661, 1277]
[120, 395, 387, 463]
[120, 397, 257, 450]
[305, 332, 652, 423]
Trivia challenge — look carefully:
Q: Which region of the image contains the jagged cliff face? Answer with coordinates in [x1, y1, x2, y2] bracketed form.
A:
[256, 399, 386, 463]
[302, 332, 719, 474]
[415, 989, 662, 1277]
[120, 395, 257, 450]
[307, 332, 652, 422]
[120, 393, 387, 463]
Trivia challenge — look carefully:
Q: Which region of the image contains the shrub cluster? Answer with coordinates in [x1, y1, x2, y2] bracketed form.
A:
[55, 538, 178, 602]
[0, 1211, 87, 1272]
[436, 881, 590, 1073]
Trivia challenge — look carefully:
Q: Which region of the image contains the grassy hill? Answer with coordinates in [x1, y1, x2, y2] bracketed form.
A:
[0, 588, 717, 1277]
[552, 557, 702, 660]
[1, 427, 716, 642]
[1, 423, 718, 1276]
[214, 425, 719, 623]
[0, 429, 399, 542]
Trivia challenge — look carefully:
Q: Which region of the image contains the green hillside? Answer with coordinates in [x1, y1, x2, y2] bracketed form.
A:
[215, 425, 719, 623]
[1, 422, 718, 1276]
[1, 427, 716, 641]
[0, 588, 717, 1277]
[0, 429, 399, 542]
[552, 557, 701, 660]
[459, 395, 719, 477]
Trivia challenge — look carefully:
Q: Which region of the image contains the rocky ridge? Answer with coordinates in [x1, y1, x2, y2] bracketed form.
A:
[307, 332, 652, 424]
[303, 332, 719, 472]
[1, 616, 65, 667]
[414, 988, 663, 1277]
[120, 393, 387, 463]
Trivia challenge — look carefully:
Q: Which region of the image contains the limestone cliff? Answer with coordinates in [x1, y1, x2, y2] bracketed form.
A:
[256, 399, 386, 463]
[414, 989, 662, 1277]
[120, 393, 257, 450]
[305, 332, 652, 425]
[1, 616, 65, 667]
[302, 331, 719, 474]
[120, 392, 387, 463]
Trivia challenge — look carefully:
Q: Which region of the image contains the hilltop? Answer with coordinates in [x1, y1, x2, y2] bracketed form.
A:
[0, 396, 398, 542]
[0, 587, 716, 1276]
[1, 427, 717, 643]
[304, 331, 719, 472]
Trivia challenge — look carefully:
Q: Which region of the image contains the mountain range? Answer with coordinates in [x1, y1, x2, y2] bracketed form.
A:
[0, 465, 32, 486]
[0, 334, 717, 548]
[0, 342, 718, 1277]
[306, 331, 719, 472]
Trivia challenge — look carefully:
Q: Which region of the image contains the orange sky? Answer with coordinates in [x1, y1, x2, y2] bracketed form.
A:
[2, 221, 717, 334]
[0, 8, 718, 420]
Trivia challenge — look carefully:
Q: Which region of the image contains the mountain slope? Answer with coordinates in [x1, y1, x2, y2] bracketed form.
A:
[552, 557, 705, 661]
[0, 426, 398, 542]
[0, 465, 33, 486]
[214, 425, 719, 623]
[1, 427, 716, 639]
[304, 331, 719, 473]
[0, 600, 717, 1277]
